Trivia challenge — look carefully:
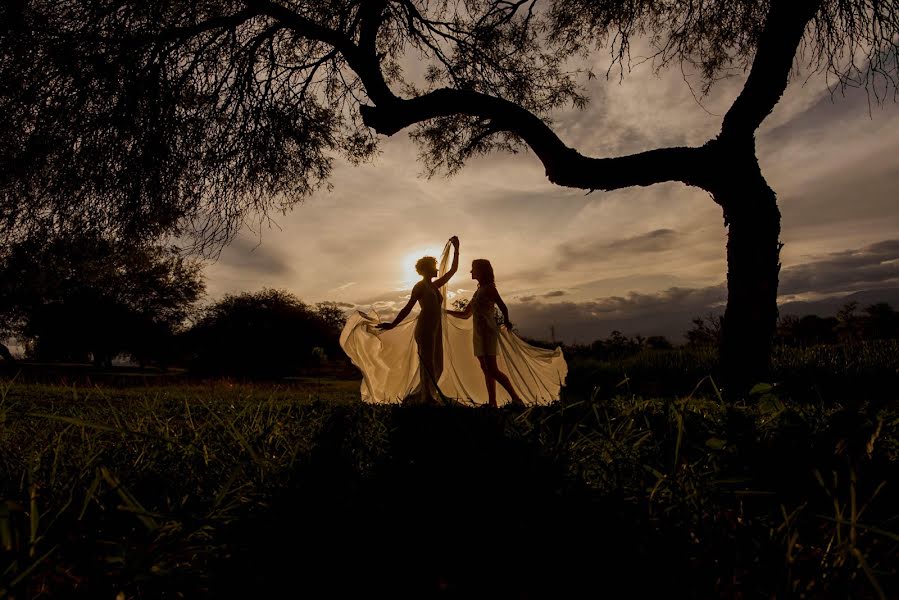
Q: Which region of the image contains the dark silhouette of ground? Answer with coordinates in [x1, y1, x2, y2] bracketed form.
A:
[212, 406, 684, 598]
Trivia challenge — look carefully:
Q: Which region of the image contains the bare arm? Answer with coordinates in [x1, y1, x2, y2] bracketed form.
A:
[432, 236, 460, 288]
[494, 288, 512, 329]
[376, 286, 420, 330]
[446, 300, 473, 319]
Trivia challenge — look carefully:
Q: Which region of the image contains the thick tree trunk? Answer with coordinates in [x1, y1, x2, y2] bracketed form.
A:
[711, 155, 782, 397]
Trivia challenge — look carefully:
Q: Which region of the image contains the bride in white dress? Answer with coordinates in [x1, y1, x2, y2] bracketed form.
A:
[340, 237, 567, 406]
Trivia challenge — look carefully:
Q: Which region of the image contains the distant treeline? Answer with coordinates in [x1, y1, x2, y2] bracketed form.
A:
[0, 235, 347, 377]
[2, 235, 897, 378]
[530, 301, 899, 362]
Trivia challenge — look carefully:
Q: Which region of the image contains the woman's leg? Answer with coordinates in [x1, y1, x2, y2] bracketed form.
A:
[417, 333, 440, 405]
[478, 356, 497, 408]
[484, 356, 523, 406]
[420, 352, 439, 404]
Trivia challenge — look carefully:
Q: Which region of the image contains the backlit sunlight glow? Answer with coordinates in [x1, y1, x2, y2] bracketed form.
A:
[399, 247, 443, 289]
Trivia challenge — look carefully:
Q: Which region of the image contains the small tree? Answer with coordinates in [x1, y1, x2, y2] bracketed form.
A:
[314, 301, 349, 334]
[861, 303, 899, 340]
[187, 289, 335, 378]
[686, 314, 723, 348]
[0, 235, 204, 366]
[835, 301, 862, 343]
[777, 314, 839, 346]
[645, 336, 674, 351]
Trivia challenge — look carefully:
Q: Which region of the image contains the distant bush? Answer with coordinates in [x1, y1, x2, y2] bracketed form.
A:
[0, 234, 204, 367]
[185, 289, 344, 378]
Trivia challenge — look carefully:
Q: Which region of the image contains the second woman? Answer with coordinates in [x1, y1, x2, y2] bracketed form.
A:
[448, 259, 524, 408]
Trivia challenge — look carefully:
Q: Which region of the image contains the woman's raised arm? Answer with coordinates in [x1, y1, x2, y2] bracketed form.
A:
[433, 236, 460, 288]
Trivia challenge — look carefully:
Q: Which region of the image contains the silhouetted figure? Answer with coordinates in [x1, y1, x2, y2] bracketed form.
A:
[341, 241, 565, 405]
[0, 342, 15, 362]
[377, 236, 460, 404]
[448, 259, 524, 409]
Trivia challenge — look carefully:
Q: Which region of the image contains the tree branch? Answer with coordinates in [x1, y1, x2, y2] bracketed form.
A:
[243, 0, 351, 51]
[246, 0, 394, 104]
[720, 0, 822, 140]
[142, 7, 265, 44]
[360, 88, 709, 192]
[358, 0, 388, 56]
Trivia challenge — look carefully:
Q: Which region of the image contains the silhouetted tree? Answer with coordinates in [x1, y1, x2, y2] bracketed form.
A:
[776, 314, 801, 345]
[0, 285, 22, 362]
[862, 302, 899, 340]
[835, 301, 862, 343]
[644, 335, 673, 351]
[606, 330, 637, 358]
[776, 313, 838, 346]
[585, 331, 643, 359]
[776, 302, 899, 346]
[0, 235, 204, 366]
[686, 313, 723, 348]
[4, 0, 897, 392]
[314, 301, 349, 334]
[187, 288, 335, 378]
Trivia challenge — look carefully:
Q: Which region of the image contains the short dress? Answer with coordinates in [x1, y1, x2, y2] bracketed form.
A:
[470, 285, 500, 357]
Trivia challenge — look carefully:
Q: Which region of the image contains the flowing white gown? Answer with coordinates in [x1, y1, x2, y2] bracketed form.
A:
[339, 242, 568, 405]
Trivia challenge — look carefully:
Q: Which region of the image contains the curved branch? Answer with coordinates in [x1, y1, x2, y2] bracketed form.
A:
[360, 89, 710, 192]
[256, 0, 712, 193]
[564, 145, 710, 191]
[720, 0, 822, 140]
[150, 7, 265, 43]
[244, 0, 351, 52]
[358, 0, 388, 56]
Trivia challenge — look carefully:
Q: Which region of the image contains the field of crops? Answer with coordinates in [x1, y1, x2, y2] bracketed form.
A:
[1, 351, 897, 598]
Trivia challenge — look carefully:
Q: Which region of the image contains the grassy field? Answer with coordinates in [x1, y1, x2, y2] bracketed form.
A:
[1, 353, 897, 598]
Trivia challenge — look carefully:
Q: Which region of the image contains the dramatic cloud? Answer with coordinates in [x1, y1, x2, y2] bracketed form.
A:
[329, 282, 358, 293]
[217, 235, 294, 277]
[510, 284, 726, 344]
[511, 239, 899, 344]
[198, 36, 898, 345]
[557, 229, 679, 267]
[779, 240, 899, 296]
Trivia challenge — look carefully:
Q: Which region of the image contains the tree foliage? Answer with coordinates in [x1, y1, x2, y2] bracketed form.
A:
[0, 0, 583, 249]
[686, 313, 724, 347]
[549, 0, 899, 96]
[3, 0, 896, 238]
[186, 288, 342, 377]
[0, 235, 205, 366]
[313, 300, 349, 334]
[777, 302, 899, 346]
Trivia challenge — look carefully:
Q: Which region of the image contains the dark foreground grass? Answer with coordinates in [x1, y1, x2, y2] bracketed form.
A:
[0, 378, 897, 598]
[565, 340, 899, 403]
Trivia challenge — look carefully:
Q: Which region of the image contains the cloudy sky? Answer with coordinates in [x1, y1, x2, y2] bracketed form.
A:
[204, 46, 899, 344]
